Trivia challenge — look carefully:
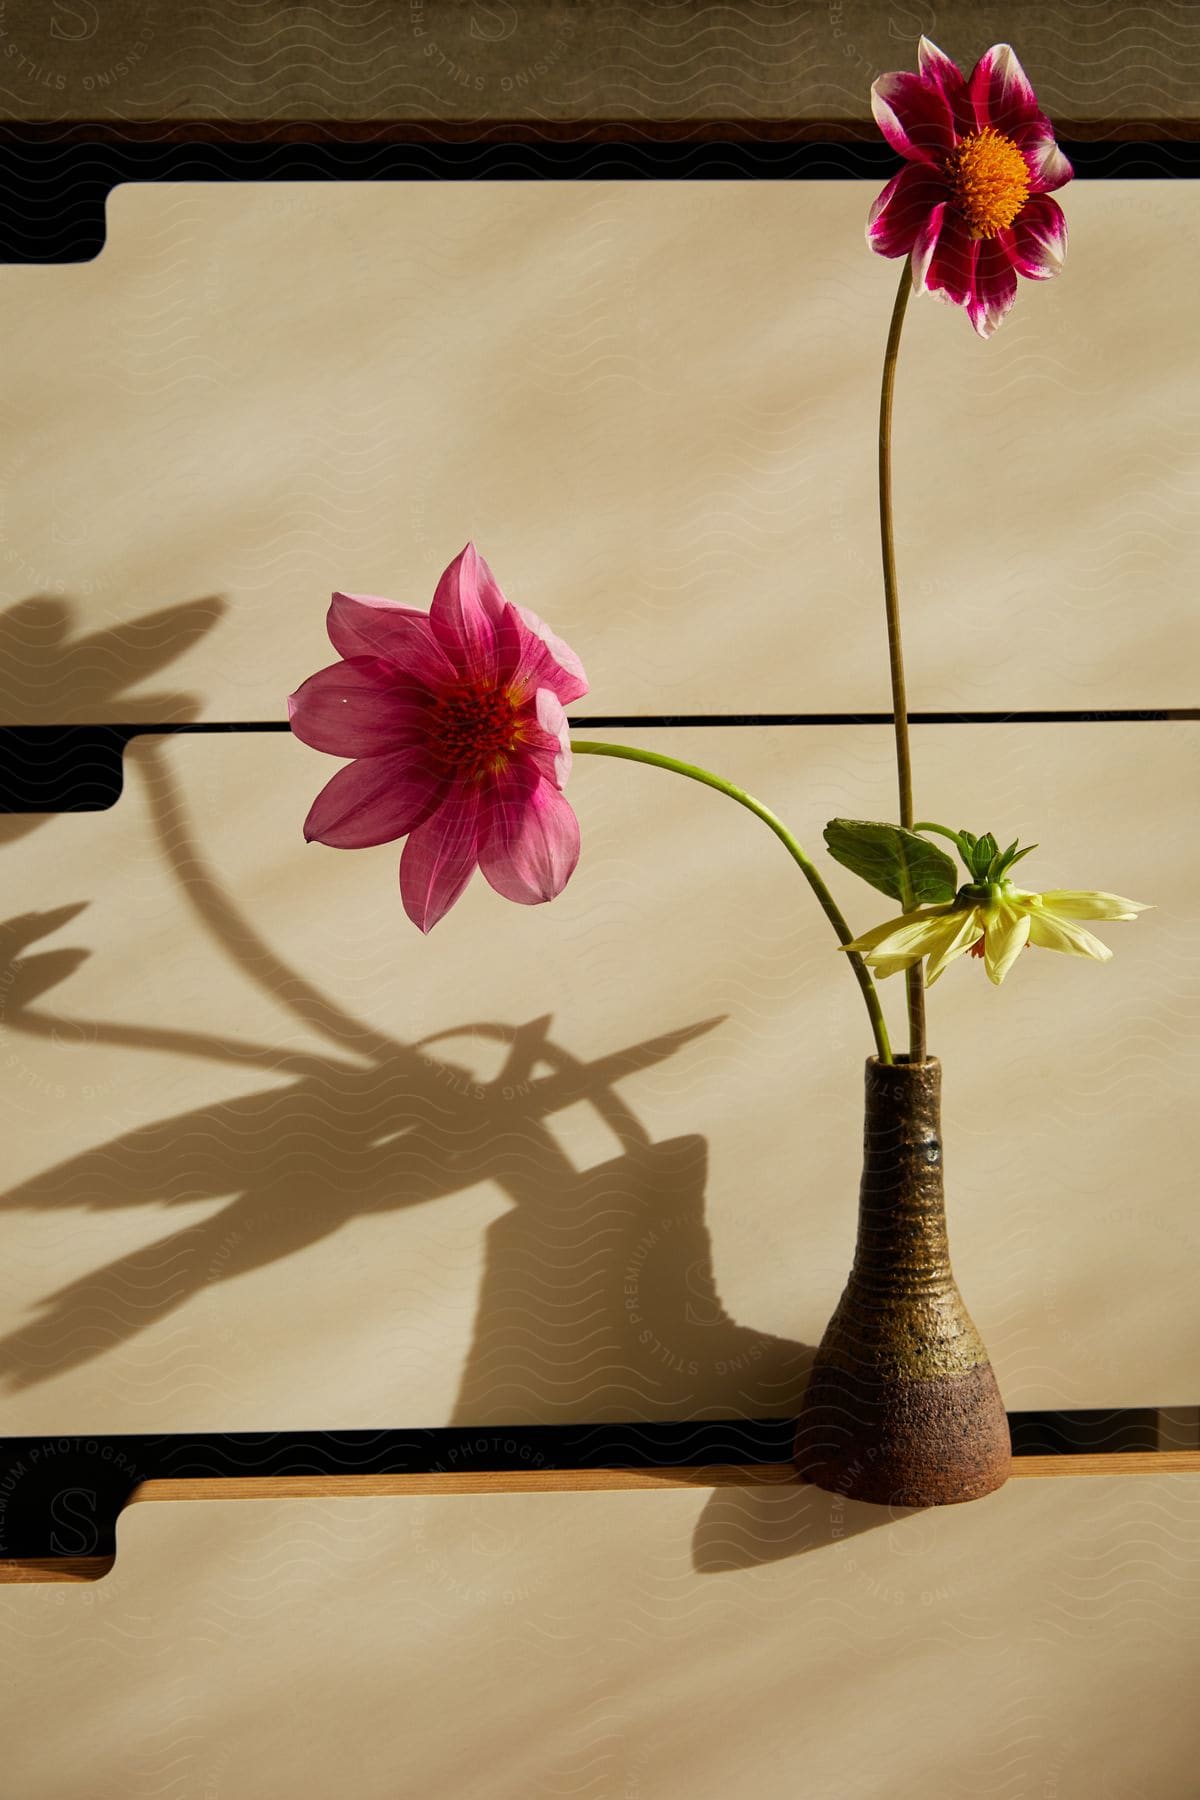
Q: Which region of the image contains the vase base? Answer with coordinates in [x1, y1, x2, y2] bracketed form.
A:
[793, 1359, 1012, 1508]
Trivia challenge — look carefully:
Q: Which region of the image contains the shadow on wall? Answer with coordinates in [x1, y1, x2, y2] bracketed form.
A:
[0, 605, 910, 1569]
[0, 592, 224, 845]
[691, 1477, 917, 1572]
[0, 734, 814, 1426]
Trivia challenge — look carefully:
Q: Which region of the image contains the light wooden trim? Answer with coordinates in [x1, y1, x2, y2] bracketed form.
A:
[0, 1556, 116, 1584]
[5, 1454, 1200, 1584]
[1007, 1451, 1200, 1479]
[126, 1465, 795, 1503]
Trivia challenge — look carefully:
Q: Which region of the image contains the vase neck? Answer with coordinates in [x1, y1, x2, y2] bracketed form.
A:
[852, 1057, 951, 1288]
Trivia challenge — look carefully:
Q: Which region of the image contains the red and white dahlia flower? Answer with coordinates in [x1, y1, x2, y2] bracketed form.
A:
[868, 37, 1073, 338]
[289, 545, 587, 932]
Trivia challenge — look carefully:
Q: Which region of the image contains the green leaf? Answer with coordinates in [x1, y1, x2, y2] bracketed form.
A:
[824, 819, 960, 909]
[988, 838, 1020, 880]
[1004, 842, 1038, 872]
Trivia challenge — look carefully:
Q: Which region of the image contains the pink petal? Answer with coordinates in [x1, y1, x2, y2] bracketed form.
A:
[916, 36, 974, 140]
[1018, 121, 1074, 194]
[912, 203, 978, 307]
[429, 543, 508, 682]
[1001, 194, 1067, 280]
[327, 592, 456, 689]
[870, 69, 957, 165]
[968, 43, 1044, 137]
[304, 749, 449, 849]
[497, 601, 589, 707]
[399, 786, 483, 931]
[519, 687, 572, 790]
[288, 659, 434, 757]
[867, 161, 950, 258]
[966, 239, 1019, 338]
[479, 765, 581, 907]
[515, 604, 588, 703]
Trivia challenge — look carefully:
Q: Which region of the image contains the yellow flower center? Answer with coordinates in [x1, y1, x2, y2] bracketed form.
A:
[945, 128, 1030, 238]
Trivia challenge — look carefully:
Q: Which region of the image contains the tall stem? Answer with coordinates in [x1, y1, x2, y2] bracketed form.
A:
[879, 256, 926, 1063]
[572, 739, 892, 1064]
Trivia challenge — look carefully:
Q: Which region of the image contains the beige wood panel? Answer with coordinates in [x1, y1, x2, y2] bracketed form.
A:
[2, 1476, 1199, 1797]
[1, 722, 1192, 1427]
[10, 1454, 1200, 1585]
[0, 180, 1193, 721]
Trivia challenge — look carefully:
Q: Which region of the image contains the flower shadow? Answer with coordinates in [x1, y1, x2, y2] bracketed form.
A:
[0, 727, 900, 1554]
[0, 979, 810, 1422]
[0, 718, 814, 1422]
[0, 591, 223, 845]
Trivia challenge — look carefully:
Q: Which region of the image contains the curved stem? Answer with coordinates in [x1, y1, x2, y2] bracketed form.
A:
[572, 739, 892, 1063]
[913, 819, 973, 872]
[913, 819, 961, 846]
[137, 740, 398, 1065]
[879, 256, 926, 1063]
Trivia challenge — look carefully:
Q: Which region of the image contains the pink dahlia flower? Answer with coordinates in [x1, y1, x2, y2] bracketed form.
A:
[868, 37, 1072, 338]
[289, 545, 588, 932]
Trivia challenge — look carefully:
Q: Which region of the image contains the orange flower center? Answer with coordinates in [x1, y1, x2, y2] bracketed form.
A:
[945, 128, 1030, 238]
[428, 682, 517, 780]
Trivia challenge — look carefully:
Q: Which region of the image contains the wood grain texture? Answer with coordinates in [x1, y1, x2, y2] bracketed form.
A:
[1012, 1452, 1200, 1479]
[0, 2, 1197, 127]
[127, 1467, 801, 1503]
[0, 1556, 116, 1583]
[0, 119, 1195, 143]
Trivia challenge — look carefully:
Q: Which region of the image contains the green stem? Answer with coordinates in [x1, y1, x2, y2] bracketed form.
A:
[879, 254, 926, 1064]
[914, 819, 973, 871]
[572, 739, 892, 1064]
[913, 819, 961, 846]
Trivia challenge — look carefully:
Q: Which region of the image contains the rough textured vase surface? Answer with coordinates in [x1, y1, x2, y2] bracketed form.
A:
[794, 1056, 1011, 1507]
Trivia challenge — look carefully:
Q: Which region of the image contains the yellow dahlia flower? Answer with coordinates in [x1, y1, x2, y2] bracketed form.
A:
[844, 883, 1149, 987]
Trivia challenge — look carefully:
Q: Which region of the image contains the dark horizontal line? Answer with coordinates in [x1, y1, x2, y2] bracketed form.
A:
[4, 710, 1190, 736]
[2, 711, 1189, 814]
[578, 709, 1197, 727]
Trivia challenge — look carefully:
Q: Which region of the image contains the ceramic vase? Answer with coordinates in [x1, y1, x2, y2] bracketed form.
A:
[793, 1055, 1011, 1507]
